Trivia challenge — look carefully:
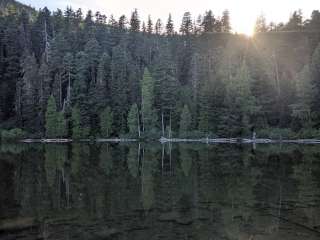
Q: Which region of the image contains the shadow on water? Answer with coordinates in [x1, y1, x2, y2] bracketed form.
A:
[1, 143, 320, 239]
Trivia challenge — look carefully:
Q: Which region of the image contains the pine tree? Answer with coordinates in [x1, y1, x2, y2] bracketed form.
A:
[141, 68, 157, 134]
[71, 105, 82, 139]
[147, 15, 153, 34]
[306, 10, 320, 31]
[254, 14, 268, 33]
[100, 106, 113, 138]
[118, 15, 127, 30]
[61, 53, 75, 107]
[219, 61, 258, 136]
[202, 10, 215, 33]
[153, 44, 179, 114]
[110, 43, 129, 134]
[45, 95, 66, 138]
[130, 9, 140, 32]
[285, 10, 303, 31]
[290, 64, 314, 127]
[166, 13, 174, 35]
[180, 12, 193, 35]
[311, 44, 320, 123]
[127, 103, 140, 137]
[221, 10, 231, 33]
[72, 51, 91, 132]
[84, 38, 101, 84]
[18, 53, 40, 132]
[179, 105, 192, 137]
[45, 95, 58, 138]
[142, 21, 146, 33]
[56, 111, 67, 138]
[155, 19, 162, 35]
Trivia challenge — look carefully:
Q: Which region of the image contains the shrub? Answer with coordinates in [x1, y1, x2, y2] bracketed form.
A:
[296, 128, 320, 139]
[1, 128, 27, 142]
[257, 128, 297, 139]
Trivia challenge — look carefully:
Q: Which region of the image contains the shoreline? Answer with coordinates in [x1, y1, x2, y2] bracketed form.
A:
[15, 137, 320, 144]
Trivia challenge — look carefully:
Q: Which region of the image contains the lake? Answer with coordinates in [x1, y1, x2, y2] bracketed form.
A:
[1, 143, 320, 239]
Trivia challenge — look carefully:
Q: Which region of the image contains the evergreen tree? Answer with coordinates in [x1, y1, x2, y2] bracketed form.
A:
[100, 106, 113, 137]
[142, 21, 146, 33]
[254, 14, 268, 33]
[45, 95, 66, 138]
[2, 3, 320, 139]
[202, 10, 215, 33]
[153, 45, 179, 114]
[155, 19, 162, 35]
[180, 12, 193, 35]
[179, 104, 192, 137]
[130, 9, 140, 32]
[285, 10, 303, 31]
[219, 61, 258, 136]
[45, 95, 58, 138]
[110, 43, 129, 133]
[71, 105, 82, 139]
[127, 103, 140, 137]
[56, 111, 67, 138]
[61, 52, 75, 107]
[147, 15, 153, 34]
[221, 10, 231, 32]
[18, 53, 40, 132]
[72, 51, 91, 133]
[290, 65, 314, 127]
[311, 44, 320, 123]
[141, 68, 157, 133]
[166, 13, 174, 35]
[84, 38, 101, 83]
[306, 10, 320, 31]
[118, 15, 127, 30]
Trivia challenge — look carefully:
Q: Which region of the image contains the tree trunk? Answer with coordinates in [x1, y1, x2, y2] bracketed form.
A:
[161, 111, 165, 137]
[137, 109, 141, 138]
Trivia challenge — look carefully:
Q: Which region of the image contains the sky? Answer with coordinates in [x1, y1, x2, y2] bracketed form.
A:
[19, 0, 319, 35]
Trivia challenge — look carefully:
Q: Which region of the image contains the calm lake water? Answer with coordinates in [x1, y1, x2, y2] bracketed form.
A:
[1, 143, 320, 239]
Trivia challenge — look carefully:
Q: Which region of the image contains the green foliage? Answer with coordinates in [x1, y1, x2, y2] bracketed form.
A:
[179, 105, 192, 137]
[141, 68, 157, 133]
[71, 106, 82, 139]
[257, 128, 297, 139]
[100, 107, 113, 138]
[1, 4, 320, 140]
[290, 64, 314, 128]
[45, 95, 57, 138]
[1, 128, 27, 142]
[45, 95, 66, 138]
[219, 61, 259, 137]
[127, 103, 139, 137]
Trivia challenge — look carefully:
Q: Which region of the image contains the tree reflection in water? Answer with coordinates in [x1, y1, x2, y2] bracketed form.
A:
[1, 143, 320, 239]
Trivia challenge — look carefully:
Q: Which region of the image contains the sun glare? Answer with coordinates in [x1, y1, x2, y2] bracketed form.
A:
[231, 11, 256, 37]
[237, 26, 255, 37]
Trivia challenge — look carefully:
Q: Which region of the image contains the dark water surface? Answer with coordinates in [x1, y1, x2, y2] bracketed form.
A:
[1, 143, 320, 240]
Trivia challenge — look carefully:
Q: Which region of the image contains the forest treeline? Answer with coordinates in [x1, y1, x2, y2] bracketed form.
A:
[2, 0, 320, 140]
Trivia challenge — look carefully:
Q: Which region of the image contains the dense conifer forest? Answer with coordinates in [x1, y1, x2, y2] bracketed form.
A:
[1, 0, 320, 140]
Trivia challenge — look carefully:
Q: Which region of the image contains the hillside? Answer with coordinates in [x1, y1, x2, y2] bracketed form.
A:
[0, 0, 35, 15]
[1, 5, 320, 140]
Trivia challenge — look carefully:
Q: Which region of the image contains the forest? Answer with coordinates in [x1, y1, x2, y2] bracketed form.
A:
[1, 0, 320, 140]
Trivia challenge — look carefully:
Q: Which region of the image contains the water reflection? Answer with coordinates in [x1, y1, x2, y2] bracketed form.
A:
[1, 143, 320, 239]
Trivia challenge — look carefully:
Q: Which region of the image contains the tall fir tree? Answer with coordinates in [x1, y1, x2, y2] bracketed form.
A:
[100, 106, 113, 138]
[166, 13, 174, 35]
[127, 103, 140, 137]
[141, 68, 157, 134]
[179, 104, 192, 137]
